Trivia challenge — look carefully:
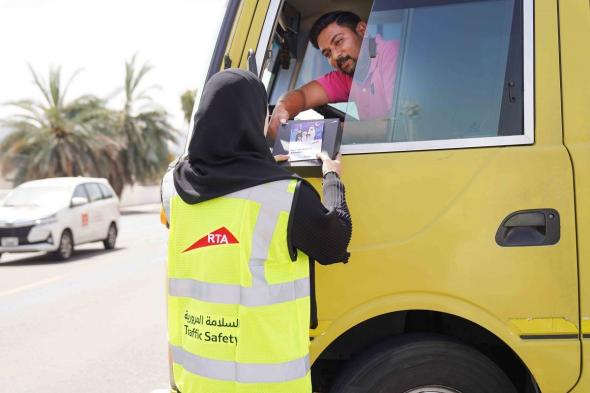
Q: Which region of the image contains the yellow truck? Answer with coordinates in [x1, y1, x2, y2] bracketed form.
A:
[161, 0, 590, 391]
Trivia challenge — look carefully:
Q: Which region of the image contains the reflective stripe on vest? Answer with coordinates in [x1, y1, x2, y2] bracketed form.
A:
[169, 276, 309, 307]
[169, 180, 302, 302]
[227, 182, 295, 286]
[167, 179, 311, 392]
[171, 344, 310, 383]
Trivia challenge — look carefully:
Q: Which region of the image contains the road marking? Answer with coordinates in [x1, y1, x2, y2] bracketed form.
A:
[0, 275, 63, 297]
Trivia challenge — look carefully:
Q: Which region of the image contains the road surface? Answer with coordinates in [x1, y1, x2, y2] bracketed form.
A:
[0, 211, 171, 393]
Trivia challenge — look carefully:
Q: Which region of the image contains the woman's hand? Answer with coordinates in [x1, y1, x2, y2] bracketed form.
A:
[317, 152, 342, 177]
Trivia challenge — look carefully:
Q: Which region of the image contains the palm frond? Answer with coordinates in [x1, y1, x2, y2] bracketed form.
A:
[132, 62, 154, 93]
[48, 66, 62, 109]
[27, 63, 52, 106]
[60, 68, 84, 107]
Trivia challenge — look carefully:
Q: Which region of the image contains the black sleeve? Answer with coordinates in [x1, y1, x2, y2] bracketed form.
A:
[289, 173, 352, 264]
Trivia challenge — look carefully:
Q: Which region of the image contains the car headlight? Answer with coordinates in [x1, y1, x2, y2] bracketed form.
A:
[35, 214, 58, 225]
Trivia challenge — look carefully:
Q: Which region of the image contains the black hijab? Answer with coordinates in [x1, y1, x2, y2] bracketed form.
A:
[173, 69, 299, 204]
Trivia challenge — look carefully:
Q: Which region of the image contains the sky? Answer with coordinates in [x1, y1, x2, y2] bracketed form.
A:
[0, 0, 228, 151]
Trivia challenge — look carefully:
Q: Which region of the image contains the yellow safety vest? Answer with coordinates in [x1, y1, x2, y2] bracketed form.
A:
[167, 179, 311, 393]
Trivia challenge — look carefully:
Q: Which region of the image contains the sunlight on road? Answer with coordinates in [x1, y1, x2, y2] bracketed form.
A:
[0, 275, 63, 297]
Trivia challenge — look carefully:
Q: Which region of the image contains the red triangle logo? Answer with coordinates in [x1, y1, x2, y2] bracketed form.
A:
[182, 227, 239, 253]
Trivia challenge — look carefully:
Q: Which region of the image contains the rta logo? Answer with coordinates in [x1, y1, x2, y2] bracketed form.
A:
[183, 227, 239, 253]
[207, 233, 229, 244]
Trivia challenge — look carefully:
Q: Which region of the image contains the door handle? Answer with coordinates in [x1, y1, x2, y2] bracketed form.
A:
[496, 209, 560, 247]
[504, 212, 546, 227]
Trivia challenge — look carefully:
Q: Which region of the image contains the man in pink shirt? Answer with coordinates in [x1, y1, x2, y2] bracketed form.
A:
[269, 11, 400, 139]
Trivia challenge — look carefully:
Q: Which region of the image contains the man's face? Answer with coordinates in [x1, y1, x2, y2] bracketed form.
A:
[317, 21, 367, 76]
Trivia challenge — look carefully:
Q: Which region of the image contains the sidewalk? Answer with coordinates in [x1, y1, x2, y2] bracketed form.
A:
[1, 184, 162, 209]
[0, 189, 10, 201]
[2, 185, 161, 215]
[120, 184, 160, 207]
[120, 203, 161, 215]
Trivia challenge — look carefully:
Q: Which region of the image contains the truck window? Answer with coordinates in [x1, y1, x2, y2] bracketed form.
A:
[261, 0, 531, 153]
[263, 35, 299, 105]
[342, 0, 524, 146]
[261, 2, 302, 105]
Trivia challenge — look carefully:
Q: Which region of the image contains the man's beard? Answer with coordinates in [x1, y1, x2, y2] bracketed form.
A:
[336, 55, 357, 76]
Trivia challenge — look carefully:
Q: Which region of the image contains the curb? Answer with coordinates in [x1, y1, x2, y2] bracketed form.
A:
[120, 203, 161, 215]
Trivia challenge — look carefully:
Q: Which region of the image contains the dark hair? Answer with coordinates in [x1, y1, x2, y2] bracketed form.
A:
[309, 11, 361, 49]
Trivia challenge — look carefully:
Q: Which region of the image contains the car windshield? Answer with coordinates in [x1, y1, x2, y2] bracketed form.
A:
[2, 186, 72, 207]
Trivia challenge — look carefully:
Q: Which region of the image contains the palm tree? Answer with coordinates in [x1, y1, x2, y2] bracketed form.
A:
[180, 89, 196, 125]
[0, 65, 124, 188]
[115, 54, 177, 188]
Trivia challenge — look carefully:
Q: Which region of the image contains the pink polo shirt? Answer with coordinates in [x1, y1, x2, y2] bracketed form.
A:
[317, 35, 400, 120]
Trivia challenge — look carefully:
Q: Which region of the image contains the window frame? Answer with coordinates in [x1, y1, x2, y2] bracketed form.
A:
[255, 0, 285, 78]
[259, 0, 534, 155]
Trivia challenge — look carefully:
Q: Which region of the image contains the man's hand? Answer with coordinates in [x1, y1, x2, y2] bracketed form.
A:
[317, 152, 342, 177]
[268, 105, 289, 141]
[269, 82, 331, 140]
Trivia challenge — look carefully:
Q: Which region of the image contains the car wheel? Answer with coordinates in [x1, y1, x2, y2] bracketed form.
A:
[54, 230, 74, 260]
[329, 334, 518, 393]
[103, 223, 117, 250]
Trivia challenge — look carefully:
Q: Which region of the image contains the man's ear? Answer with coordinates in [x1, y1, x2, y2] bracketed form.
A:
[356, 21, 368, 37]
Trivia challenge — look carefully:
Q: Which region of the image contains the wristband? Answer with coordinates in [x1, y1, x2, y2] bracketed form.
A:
[323, 170, 340, 178]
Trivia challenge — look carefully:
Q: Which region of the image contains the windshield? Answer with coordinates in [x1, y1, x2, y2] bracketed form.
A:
[2, 187, 72, 207]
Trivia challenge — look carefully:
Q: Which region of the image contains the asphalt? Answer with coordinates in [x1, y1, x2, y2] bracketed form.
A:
[0, 211, 171, 393]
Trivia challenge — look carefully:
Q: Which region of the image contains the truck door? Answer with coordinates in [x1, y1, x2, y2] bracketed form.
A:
[257, 0, 580, 391]
[560, 0, 590, 392]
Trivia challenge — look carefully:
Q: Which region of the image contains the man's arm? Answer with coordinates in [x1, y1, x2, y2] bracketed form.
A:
[268, 81, 330, 140]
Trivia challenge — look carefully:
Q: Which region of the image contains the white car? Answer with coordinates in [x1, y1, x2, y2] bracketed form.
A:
[0, 177, 120, 261]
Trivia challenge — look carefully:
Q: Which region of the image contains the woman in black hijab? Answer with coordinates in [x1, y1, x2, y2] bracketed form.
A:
[174, 68, 296, 202]
[174, 68, 350, 263]
[168, 69, 351, 393]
